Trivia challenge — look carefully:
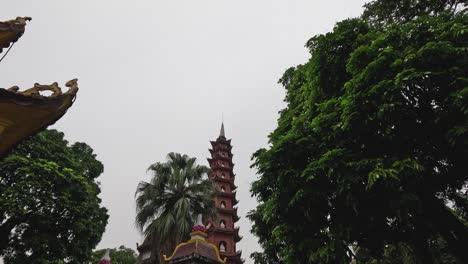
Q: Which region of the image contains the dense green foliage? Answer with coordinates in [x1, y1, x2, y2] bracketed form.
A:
[363, 0, 467, 24]
[250, 252, 284, 264]
[91, 246, 137, 264]
[0, 130, 108, 263]
[249, 1, 468, 263]
[135, 152, 217, 263]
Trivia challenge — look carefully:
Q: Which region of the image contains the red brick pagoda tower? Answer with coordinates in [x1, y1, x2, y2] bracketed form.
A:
[206, 123, 243, 264]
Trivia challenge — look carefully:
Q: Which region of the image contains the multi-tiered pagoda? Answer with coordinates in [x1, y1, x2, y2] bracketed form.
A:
[206, 124, 243, 264]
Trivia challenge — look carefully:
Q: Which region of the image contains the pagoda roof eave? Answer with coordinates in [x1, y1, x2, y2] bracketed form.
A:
[210, 164, 234, 173]
[210, 176, 237, 190]
[0, 17, 30, 53]
[209, 227, 242, 242]
[0, 79, 78, 158]
[220, 250, 243, 258]
[209, 149, 234, 158]
[215, 137, 231, 145]
[210, 140, 233, 150]
[212, 175, 235, 181]
[209, 155, 233, 163]
[217, 207, 238, 214]
[218, 191, 237, 199]
[208, 157, 233, 165]
[216, 209, 240, 222]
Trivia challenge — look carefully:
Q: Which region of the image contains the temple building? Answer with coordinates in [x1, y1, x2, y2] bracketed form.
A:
[206, 124, 243, 264]
[0, 17, 78, 158]
[163, 215, 226, 264]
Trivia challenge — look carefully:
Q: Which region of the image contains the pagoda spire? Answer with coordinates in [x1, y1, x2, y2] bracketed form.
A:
[220, 122, 225, 138]
[207, 126, 243, 264]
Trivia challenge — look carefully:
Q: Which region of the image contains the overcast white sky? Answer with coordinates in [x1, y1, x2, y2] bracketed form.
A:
[1, 1, 368, 263]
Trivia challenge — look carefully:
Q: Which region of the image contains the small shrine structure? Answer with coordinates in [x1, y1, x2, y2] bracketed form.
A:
[163, 215, 226, 264]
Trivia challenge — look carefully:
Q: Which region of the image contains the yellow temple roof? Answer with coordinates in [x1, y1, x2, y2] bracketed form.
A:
[163, 231, 226, 264]
[0, 17, 30, 54]
[0, 79, 78, 158]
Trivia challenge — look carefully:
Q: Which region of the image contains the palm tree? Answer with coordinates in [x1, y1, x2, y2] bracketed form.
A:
[135, 152, 217, 263]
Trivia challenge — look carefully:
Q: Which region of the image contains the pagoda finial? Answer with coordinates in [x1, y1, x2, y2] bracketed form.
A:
[190, 214, 207, 240]
[196, 214, 203, 226]
[219, 122, 225, 138]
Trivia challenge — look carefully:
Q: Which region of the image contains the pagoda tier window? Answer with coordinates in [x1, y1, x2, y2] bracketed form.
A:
[220, 201, 226, 208]
[219, 242, 227, 252]
[221, 186, 226, 192]
[221, 173, 225, 178]
[220, 220, 226, 228]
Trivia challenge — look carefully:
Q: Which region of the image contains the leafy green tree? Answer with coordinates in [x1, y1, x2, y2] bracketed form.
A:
[91, 246, 137, 264]
[249, 1, 468, 263]
[0, 130, 108, 263]
[354, 236, 463, 264]
[135, 152, 217, 263]
[250, 252, 284, 264]
[363, 0, 467, 24]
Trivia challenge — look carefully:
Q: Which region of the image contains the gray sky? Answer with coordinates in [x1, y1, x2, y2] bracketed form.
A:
[1, 1, 367, 263]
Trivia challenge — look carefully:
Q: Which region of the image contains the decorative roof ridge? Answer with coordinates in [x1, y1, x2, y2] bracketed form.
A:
[163, 238, 227, 263]
[164, 214, 227, 263]
[3, 79, 78, 98]
[0, 79, 79, 158]
[0, 17, 31, 30]
[0, 17, 31, 53]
